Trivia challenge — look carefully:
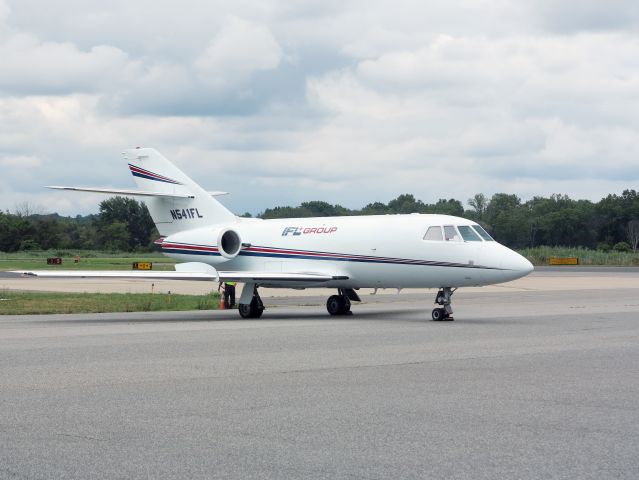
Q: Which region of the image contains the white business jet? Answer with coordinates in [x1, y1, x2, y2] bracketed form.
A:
[18, 148, 533, 320]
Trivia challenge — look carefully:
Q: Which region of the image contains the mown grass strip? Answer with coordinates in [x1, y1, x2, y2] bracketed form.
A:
[0, 291, 221, 315]
[518, 246, 639, 266]
[0, 251, 176, 271]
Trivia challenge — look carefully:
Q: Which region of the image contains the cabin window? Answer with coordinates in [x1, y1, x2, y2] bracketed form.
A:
[457, 225, 482, 241]
[423, 226, 443, 241]
[472, 224, 494, 241]
[443, 225, 461, 241]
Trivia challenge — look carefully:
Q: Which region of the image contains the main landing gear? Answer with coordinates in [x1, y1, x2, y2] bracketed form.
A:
[326, 288, 361, 316]
[432, 287, 456, 321]
[238, 284, 264, 319]
[237, 284, 362, 318]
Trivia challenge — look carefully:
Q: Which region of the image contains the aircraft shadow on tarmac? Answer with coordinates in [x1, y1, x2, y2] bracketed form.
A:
[28, 306, 524, 325]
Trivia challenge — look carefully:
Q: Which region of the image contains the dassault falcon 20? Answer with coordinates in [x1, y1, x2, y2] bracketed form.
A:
[16, 148, 533, 320]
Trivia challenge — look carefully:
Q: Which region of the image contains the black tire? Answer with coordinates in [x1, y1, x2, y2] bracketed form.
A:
[327, 295, 344, 315]
[342, 297, 351, 312]
[238, 297, 264, 318]
[239, 303, 253, 318]
[431, 308, 444, 321]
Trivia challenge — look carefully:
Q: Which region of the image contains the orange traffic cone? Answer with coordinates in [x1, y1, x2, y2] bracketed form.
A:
[219, 296, 225, 309]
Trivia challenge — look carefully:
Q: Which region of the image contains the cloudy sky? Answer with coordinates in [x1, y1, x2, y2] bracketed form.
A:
[1, 0, 638, 216]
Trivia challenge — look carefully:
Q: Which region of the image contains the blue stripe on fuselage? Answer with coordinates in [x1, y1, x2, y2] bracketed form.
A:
[238, 250, 497, 269]
[163, 245, 501, 270]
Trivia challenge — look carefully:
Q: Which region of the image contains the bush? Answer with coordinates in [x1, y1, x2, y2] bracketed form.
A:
[597, 242, 611, 252]
[613, 242, 631, 252]
[19, 239, 41, 250]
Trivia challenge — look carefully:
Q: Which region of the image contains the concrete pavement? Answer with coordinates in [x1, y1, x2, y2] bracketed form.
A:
[1, 272, 639, 479]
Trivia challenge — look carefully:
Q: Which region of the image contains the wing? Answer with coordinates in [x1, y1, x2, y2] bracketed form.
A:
[179, 262, 346, 283]
[11, 260, 348, 284]
[11, 270, 219, 281]
[217, 271, 348, 283]
[11, 270, 346, 283]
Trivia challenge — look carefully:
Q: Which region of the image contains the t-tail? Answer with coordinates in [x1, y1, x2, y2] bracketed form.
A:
[124, 148, 236, 236]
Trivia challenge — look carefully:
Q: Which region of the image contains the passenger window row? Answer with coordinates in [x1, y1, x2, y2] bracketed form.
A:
[423, 224, 494, 242]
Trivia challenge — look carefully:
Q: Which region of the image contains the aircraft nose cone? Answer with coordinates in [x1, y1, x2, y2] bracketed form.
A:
[501, 249, 534, 281]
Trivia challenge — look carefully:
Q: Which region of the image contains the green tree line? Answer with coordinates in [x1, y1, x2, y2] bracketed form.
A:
[260, 190, 639, 251]
[0, 197, 156, 253]
[1, 190, 638, 252]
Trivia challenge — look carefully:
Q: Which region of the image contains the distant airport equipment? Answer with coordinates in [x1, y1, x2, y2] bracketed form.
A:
[549, 257, 579, 265]
[132, 262, 153, 270]
[15, 147, 534, 321]
[46, 257, 62, 265]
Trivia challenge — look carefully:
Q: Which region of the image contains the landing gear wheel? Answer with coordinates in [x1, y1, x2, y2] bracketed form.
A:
[238, 303, 252, 318]
[431, 287, 456, 321]
[326, 289, 357, 316]
[327, 295, 344, 316]
[342, 297, 351, 313]
[238, 296, 264, 319]
[431, 308, 446, 321]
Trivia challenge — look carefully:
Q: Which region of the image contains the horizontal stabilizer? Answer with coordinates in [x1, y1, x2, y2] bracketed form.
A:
[47, 186, 228, 198]
[47, 186, 195, 199]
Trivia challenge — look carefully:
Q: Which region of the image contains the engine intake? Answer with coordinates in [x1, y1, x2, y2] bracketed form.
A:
[218, 228, 241, 259]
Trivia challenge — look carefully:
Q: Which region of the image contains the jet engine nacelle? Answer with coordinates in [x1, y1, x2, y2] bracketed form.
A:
[216, 227, 242, 259]
[161, 225, 243, 264]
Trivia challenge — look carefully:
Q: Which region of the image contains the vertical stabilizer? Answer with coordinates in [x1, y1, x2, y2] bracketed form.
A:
[123, 148, 236, 236]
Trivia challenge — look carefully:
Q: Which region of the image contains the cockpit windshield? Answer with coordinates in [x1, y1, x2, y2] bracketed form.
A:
[443, 225, 460, 241]
[423, 224, 494, 242]
[457, 225, 482, 241]
[471, 224, 494, 241]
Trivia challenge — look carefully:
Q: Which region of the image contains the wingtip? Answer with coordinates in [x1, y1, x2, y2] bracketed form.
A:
[8, 271, 35, 277]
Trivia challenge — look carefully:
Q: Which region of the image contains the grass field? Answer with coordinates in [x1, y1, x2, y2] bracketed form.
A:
[0, 290, 221, 315]
[518, 246, 639, 266]
[0, 250, 176, 271]
[2, 248, 639, 271]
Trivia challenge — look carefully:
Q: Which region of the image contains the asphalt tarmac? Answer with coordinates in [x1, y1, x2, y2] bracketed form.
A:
[1, 275, 639, 478]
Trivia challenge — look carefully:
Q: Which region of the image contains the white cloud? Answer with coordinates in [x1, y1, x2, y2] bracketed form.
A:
[0, 0, 9, 28]
[0, 33, 134, 94]
[0, 0, 638, 216]
[194, 17, 283, 89]
[0, 153, 41, 168]
[532, 0, 639, 32]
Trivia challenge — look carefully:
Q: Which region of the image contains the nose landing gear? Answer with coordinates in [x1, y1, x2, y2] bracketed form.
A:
[432, 287, 456, 321]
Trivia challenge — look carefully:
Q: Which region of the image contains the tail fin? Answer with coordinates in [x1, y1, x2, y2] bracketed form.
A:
[124, 148, 236, 235]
